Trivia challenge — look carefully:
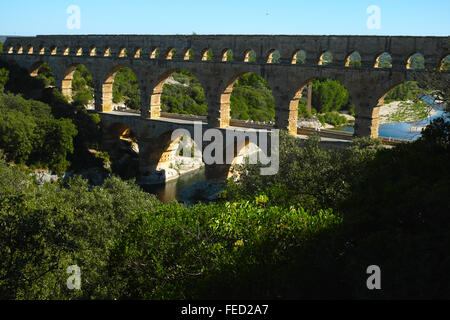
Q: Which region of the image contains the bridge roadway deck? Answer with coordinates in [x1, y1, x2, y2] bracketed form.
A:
[104, 111, 354, 145]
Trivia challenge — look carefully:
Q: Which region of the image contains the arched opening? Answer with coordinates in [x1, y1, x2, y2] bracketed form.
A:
[62, 64, 94, 107]
[375, 52, 392, 68]
[7, 46, 14, 54]
[133, 48, 141, 59]
[244, 49, 256, 63]
[119, 47, 127, 58]
[38, 46, 45, 55]
[201, 49, 213, 61]
[318, 51, 333, 66]
[152, 70, 207, 119]
[267, 50, 280, 64]
[407, 53, 425, 70]
[140, 131, 203, 187]
[89, 46, 96, 56]
[166, 48, 176, 60]
[150, 47, 159, 59]
[50, 46, 57, 55]
[222, 49, 233, 62]
[220, 73, 275, 128]
[17, 46, 23, 54]
[345, 51, 362, 67]
[63, 46, 70, 56]
[30, 62, 55, 88]
[102, 66, 141, 112]
[104, 46, 111, 57]
[104, 122, 140, 180]
[441, 55, 450, 71]
[292, 50, 306, 64]
[374, 80, 438, 140]
[294, 77, 354, 135]
[184, 48, 194, 60]
[27, 45, 34, 55]
[75, 47, 83, 56]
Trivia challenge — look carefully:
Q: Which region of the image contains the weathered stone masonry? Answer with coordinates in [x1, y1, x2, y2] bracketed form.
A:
[2, 34, 449, 138]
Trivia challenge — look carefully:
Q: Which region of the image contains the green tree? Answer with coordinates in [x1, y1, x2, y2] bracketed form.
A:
[311, 78, 350, 112]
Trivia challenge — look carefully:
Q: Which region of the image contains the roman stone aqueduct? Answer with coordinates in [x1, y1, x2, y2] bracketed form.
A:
[1, 35, 449, 178]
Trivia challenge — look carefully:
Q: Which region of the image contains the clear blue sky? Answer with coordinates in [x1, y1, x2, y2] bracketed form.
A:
[0, 0, 448, 36]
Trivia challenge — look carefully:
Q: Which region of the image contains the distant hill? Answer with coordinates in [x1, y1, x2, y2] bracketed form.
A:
[0, 36, 7, 43]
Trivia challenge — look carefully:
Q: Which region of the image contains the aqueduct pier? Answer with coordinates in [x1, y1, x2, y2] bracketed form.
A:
[1, 34, 449, 177]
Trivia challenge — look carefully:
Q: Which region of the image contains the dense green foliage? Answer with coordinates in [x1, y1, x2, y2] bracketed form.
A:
[161, 71, 207, 116]
[230, 73, 275, 121]
[311, 78, 350, 113]
[72, 65, 94, 106]
[0, 60, 105, 174]
[112, 68, 140, 110]
[0, 92, 77, 173]
[385, 81, 421, 102]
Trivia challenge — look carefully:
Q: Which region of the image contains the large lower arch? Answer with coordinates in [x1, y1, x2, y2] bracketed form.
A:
[149, 69, 207, 119]
[101, 65, 140, 112]
[291, 76, 354, 135]
[29, 62, 55, 87]
[220, 72, 275, 129]
[62, 64, 94, 105]
[139, 130, 203, 184]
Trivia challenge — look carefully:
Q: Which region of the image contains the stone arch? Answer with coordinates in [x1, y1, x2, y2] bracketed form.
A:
[150, 47, 159, 59]
[441, 55, 450, 71]
[50, 46, 57, 55]
[89, 46, 96, 56]
[63, 46, 70, 56]
[292, 50, 306, 64]
[406, 53, 425, 70]
[103, 46, 111, 57]
[27, 45, 34, 55]
[291, 76, 354, 135]
[103, 122, 140, 178]
[345, 51, 362, 67]
[17, 45, 24, 54]
[62, 63, 94, 103]
[220, 72, 275, 128]
[266, 49, 280, 64]
[222, 49, 233, 62]
[139, 130, 203, 184]
[244, 49, 256, 62]
[201, 49, 213, 61]
[38, 45, 45, 55]
[7, 46, 14, 54]
[119, 47, 127, 58]
[165, 48, 176, 60]
[318, 51, 333, 66]
[101, 65, 141, 112]
[149, 69, 207, 119]
[75, 47, 83, 56]
[183, 48, 194, 60]
[375, 52, 392, 68]
[133, 47, 141, 59]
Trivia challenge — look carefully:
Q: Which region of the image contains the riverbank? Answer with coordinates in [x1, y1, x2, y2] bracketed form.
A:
[379, 100, 438, 124]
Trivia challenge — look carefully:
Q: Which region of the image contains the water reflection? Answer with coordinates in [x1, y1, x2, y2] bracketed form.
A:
[141, 167, 226, 204]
